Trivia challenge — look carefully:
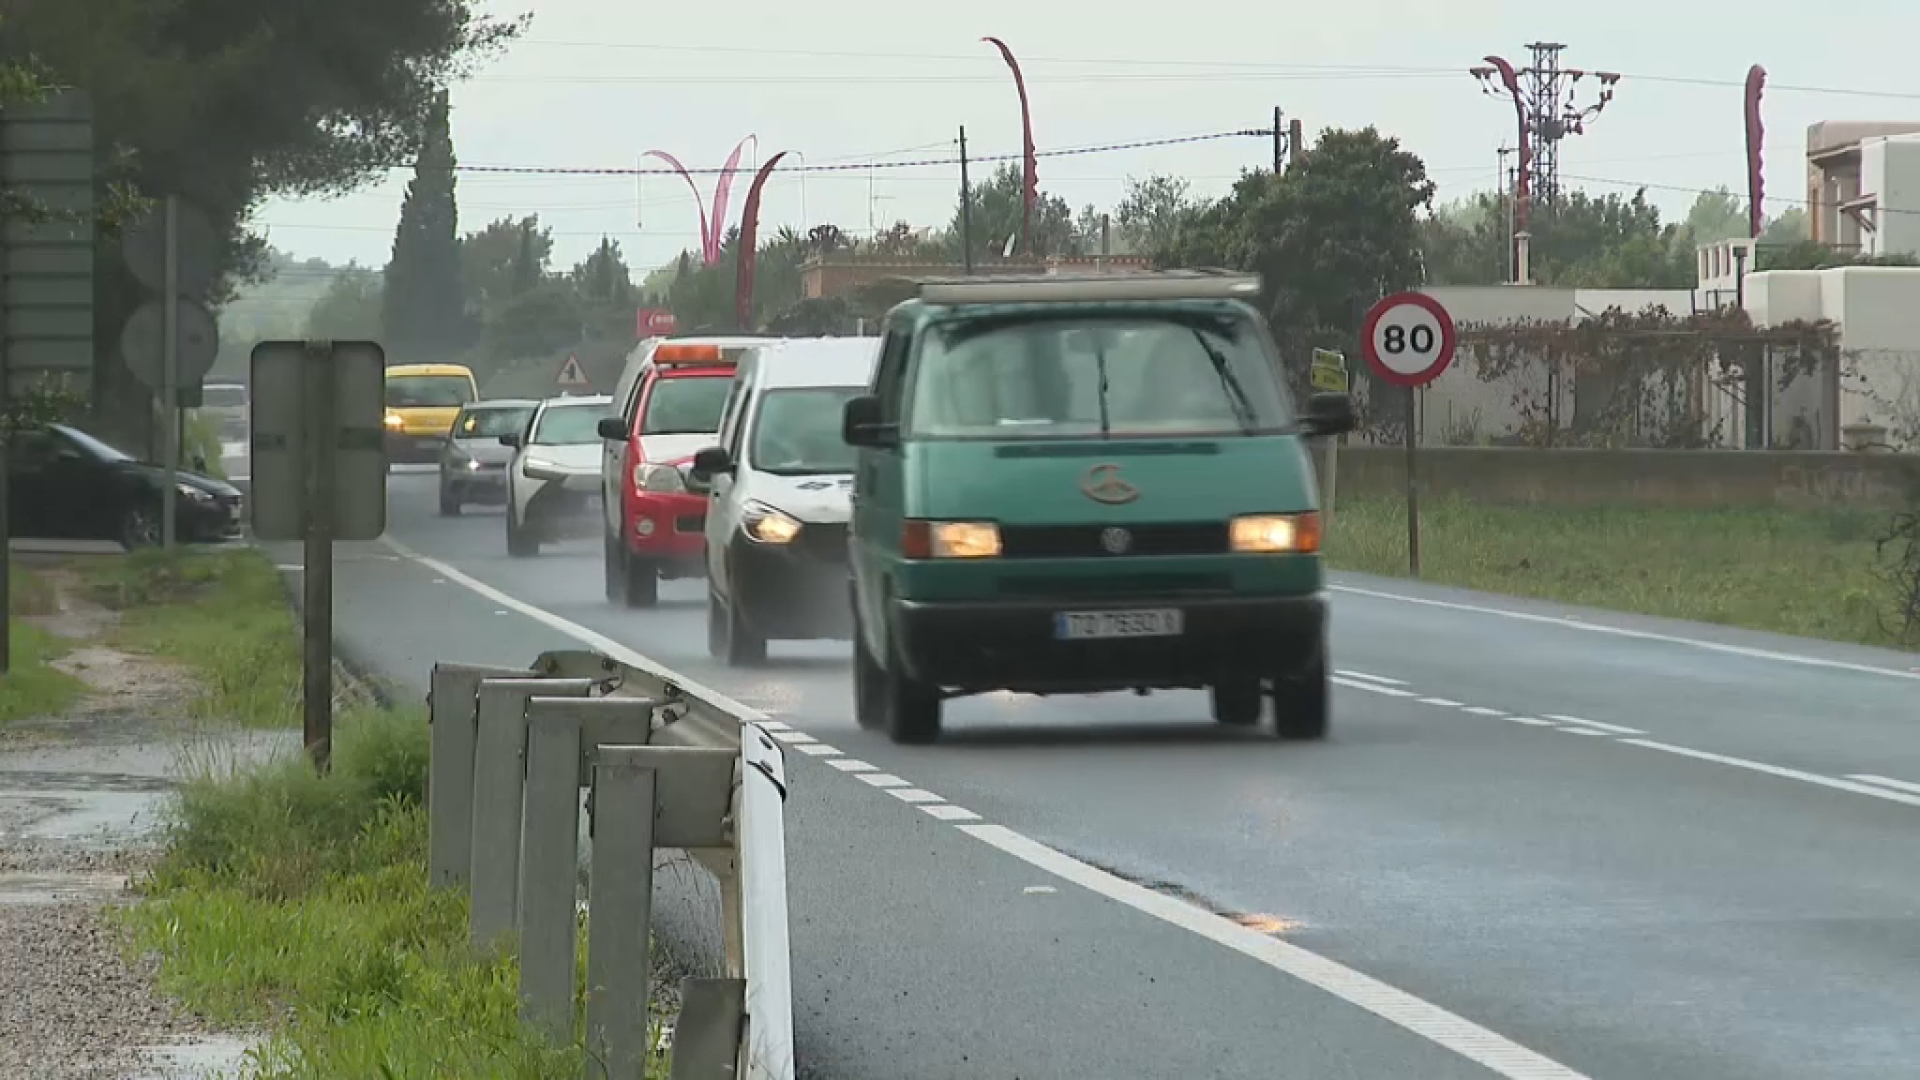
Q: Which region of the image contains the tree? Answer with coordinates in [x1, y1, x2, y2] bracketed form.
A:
[1683, 187, 1749, 245]
[381, 90, 465, 364]
[950, 163, 1077, 261]
[1114, 174, 1201, 256]
[1417, 187, 1693, 289]
[307, 265, 384, 340]
[3, 0, 521, 437]
[462, 215, 553, 314]
[1162, 128, 1434, 389]
[570, 236, 636, 342]
[1761, 206, 1808, 246]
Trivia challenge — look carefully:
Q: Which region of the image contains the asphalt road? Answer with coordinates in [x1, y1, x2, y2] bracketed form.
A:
[283, 465, 1920, 1079]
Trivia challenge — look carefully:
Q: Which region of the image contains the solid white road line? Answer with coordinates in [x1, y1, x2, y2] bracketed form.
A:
[1333, 582, 1920, 683]
[382, 530, 1592, 1078]
[958, 822, 1590, 1079]
[1460, 706, 1507, 717]
[1846, 774, 1920, 796]
[1619, 740, 1920, 808]
[1508, 717, 1559, 727]
[1545, 716, 1645, 736]
[1418, 697, 1463, 708]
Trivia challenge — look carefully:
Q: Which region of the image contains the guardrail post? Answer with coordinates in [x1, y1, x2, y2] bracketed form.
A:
[670, 977, 747, 1080]
[427, 663, 529, 890]
[585, 745, 736, 1080]
[520, 695, 658, 1042]
[738, 722, 795, 1079]
[470, 676, 594, 951]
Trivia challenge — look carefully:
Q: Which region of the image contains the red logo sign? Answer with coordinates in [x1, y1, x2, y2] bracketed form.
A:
[636, 308, 677, 338]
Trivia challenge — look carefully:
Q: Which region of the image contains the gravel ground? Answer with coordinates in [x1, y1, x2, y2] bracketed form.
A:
[0, 563, 264, 1080]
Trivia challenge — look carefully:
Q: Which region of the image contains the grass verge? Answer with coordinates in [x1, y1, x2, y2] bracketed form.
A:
[1323, 496, 1910, 649]
[0, 564, 84, 725]
[82, 548, 301, 727]
[116, 708, 621, 1077]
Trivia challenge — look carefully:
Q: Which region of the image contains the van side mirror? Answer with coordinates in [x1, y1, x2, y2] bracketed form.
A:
[690, 446, 732, 476]
[1301, 393, 1357, 438]
[596, 416, 626, 441]
[842, 395, 895, 447]
[498, 432, 522, 449]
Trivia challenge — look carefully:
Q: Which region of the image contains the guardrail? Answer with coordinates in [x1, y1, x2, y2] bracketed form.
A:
[426, 649, 794, 1080]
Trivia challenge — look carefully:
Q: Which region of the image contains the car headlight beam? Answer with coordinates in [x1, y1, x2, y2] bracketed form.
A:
[743, 502, 801, 544]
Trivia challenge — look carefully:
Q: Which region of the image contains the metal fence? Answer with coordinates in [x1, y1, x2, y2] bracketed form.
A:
[427, 649, 794, 1080]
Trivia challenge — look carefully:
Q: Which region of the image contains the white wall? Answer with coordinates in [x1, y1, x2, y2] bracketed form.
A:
[1742, 266, 1920, 450]
[1860, 135, 1920, 258]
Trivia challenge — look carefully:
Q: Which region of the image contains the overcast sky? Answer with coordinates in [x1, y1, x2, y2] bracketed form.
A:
[253, 0, 1920, 276]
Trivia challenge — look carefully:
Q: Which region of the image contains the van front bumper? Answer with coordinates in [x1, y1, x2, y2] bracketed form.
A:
[888, 592, 1326, 695]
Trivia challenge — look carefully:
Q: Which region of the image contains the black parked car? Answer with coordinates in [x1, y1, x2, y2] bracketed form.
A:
[6, 423, 243, 548]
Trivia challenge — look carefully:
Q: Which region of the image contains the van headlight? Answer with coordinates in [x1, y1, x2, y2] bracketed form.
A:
[1230, 513, 1321, 553]
[743, 502, 800, 544]
[903, 520, 1000, 559]
[383, 413, 404, 429]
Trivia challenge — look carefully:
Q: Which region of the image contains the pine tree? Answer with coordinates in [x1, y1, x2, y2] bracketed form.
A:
[382, 89, 464, 363]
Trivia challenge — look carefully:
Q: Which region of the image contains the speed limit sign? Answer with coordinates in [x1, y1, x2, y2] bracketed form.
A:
[1361, 292, 1457, 388]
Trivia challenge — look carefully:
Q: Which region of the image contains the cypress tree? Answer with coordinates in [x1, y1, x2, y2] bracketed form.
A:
[382, 89, 464, 362]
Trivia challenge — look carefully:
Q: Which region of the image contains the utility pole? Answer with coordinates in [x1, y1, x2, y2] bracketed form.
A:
[958, 126, 974, 275]
[1471, 44, 1620, 239]
[1497, 145, 1515, 283]
[1272, 107, 1284, 172]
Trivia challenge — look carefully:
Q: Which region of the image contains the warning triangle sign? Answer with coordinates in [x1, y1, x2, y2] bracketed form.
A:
[556, 354, 589, 387]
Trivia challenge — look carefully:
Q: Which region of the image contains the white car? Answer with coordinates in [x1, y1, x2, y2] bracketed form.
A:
[501, 394, 615, 557]
[691, 337, 879, 665]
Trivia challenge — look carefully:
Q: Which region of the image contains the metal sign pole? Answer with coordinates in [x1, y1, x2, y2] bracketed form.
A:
[1404, 386, 1420, 578]
[302, 340, 335, 771]
[161, 195, 179, 550]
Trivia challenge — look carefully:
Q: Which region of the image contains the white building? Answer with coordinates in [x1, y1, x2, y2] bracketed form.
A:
[1806, 121, 1920, 257]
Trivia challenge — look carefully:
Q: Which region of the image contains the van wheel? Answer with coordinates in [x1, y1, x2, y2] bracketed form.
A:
[622, 554, 659, 608]
[852, 614, 885, 731]
[709, 587, 766, 666]
[1271, 654, 1329, 740]
[879, 634, 941, 746]
[1210, 679, 1264, 727]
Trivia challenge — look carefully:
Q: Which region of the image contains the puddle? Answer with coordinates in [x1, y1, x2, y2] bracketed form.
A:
[127, 1034, 257, 1079]
[0, 790, 171, 844]
[0, 870, 130, 905]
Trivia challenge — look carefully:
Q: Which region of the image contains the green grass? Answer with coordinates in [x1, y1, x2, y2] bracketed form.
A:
[82, 549, 301, 727]
[1, 565, 84, 725]
[182, 410, 228, 480]
[1323, 496, 1913, 649]
[117, 708, 664, 1078]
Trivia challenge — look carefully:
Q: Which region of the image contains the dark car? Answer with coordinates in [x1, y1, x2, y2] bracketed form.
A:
[438, 399, 535, 516]
[6, 423, 243, 549]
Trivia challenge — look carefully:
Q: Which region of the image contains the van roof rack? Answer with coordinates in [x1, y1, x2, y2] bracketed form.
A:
[914, 271, 1262, 306]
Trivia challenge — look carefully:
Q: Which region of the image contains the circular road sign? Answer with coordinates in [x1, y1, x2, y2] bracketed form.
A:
[1360, 291, 1457, 388]
[120, 197, 223, 298]
[120, 298, 221, 389]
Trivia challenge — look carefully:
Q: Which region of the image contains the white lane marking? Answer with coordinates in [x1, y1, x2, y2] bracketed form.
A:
[1545, 715, 1644, 735]
[958, 822, 1590, 1079]
[385, 532, 1590, 1076]
[1022, 885, 1058, 895]
[1418, 697, 1463, 708]
[1619, 740, 1920, 808]
[1508, 717, 1558, 727]
[889, 788, 944, 804]
[757, 720, 791, 731]
[1335, 669, 1407, 686]
[1460, 706, 1507, 717]
[1846, 774, 1920, 796]
[1333, 582, 1920, 683]
[1557, 728, 1608, 737]
[858, 773, 909, 789]
[769, 730, 817, 744]
[1331, 676, 1417, 698]
[795, 744, 841, 757]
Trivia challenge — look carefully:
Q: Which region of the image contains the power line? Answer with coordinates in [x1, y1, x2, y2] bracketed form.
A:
[433, 129, 1265, 178]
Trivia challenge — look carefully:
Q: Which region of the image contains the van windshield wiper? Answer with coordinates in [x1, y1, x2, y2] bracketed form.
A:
[1189, 329, 1257, 433]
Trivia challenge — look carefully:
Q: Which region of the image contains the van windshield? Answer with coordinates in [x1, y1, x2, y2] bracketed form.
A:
[642, 374, 731, 434]
[456, 406, 534, 438]
[386, 374, 474, 408]
[750, 387, 864, 475]
[906, 312, 1293, 440]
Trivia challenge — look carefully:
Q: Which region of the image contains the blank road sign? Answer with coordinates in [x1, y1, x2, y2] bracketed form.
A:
[249, 340, 388, 543]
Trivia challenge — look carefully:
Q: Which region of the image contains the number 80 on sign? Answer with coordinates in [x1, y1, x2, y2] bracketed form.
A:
[1360, 291, 1457, 388]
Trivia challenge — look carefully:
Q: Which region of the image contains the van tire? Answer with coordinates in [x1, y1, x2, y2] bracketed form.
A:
[603, 532, 625, 602]
[852, 627, 886, 730]
[709, 588, 766, 667]
[1210, 679, 1264, 727]
[881, 643, 941, 746]
[506, 509, 538, 558]
[1271, 654, 1329, 740]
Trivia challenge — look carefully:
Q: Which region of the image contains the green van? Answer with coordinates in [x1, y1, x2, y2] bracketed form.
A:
[842, 273, 1358, 745]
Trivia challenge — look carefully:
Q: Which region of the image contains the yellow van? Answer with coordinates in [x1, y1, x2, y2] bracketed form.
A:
[384, 363, 479, 464]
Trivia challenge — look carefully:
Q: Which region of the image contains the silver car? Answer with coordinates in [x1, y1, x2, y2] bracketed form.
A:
[438, 398, 535, 516]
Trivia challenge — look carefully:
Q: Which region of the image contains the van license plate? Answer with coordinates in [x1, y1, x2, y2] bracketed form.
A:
[1054, 609, 1183, 640]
